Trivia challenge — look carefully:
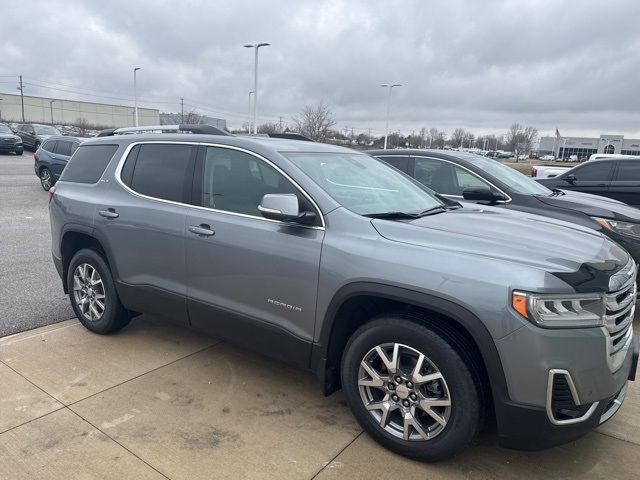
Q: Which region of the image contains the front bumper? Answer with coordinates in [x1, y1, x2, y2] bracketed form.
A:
[496, 334, 638, 450]
[0, 143, 21, 152]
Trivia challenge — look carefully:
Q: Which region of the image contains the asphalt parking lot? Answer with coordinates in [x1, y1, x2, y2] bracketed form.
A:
[0, 151, 73, 337]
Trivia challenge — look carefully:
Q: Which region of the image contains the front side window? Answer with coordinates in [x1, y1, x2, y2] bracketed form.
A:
[379, 156, 410, 173]
[569, 162, 613, 181]
[127, 144, 194, 203]
[414, 158, 490, 196]
[285, 152, 442, 215]
[201, 147, 297, 216]
[465, 156, 551, 195]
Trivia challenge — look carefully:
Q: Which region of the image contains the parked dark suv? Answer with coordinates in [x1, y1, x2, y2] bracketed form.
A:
[0, 123, 24, 155]
[15, 123, 61, 151]
[49, 127, 638, 460]
[34, 136, 83, 190]
[369, 149, 640, 268]
[537, 157, 640, 207]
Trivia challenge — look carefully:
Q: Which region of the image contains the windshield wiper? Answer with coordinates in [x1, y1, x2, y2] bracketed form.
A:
[550, 188, 565, 196]
[363, 211, 420, 219]
[414, 205, 447, 217]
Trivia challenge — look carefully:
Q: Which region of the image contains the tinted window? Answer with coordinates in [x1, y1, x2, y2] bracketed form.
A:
[60, 144, 118, 184]
[70, 142, 80, 156]
[41, 140, 56, 152]
[34, 125, 60, 135]
[55, 140, 73, 156]
[414, 158, 489, 196]
[571, 162, 613, 181]
[129, 144, 194, 202]
[202, 147, 296, 215]
[0, 124, 11, 133]
[379, 156, 410, 173]
[615, 161, 640, 180]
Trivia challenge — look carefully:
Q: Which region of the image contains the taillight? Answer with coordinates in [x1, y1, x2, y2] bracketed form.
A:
[531, 168, 537, 177]
[34, 152, 38, 161]
[48, 186, 56, 203]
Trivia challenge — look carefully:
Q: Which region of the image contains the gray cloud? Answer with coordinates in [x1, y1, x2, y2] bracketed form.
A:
[2, 0, 640, 138]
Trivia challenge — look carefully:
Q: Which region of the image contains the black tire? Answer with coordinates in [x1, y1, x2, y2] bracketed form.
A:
[341, 315, 482, 461]
[40, 167, 53, 191]
[15, 147, 23, 155]
[33, 142, 40, 152]
[67, 248, 131, 334]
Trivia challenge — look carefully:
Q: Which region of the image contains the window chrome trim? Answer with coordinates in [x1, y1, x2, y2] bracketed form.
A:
[113, 141, 326, 230]
[409, 155, 513, 203]
[546, 369, 599, 426]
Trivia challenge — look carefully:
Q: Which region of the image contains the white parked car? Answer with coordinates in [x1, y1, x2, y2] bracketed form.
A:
[530, 165, 570, 178]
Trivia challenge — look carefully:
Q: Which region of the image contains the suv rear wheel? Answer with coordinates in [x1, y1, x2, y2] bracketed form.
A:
[40, 168, 53, 191]
[67, 249, 131, 334]
[341, 315, 482, 461]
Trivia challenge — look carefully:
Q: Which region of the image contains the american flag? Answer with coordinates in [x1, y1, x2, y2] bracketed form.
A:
[555, 128, 561, 138]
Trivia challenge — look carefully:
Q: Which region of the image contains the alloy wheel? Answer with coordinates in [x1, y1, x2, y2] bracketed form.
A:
[358, 342, 452, 441]
[72, 263, 106, 321]
[40, 169, 51, 190]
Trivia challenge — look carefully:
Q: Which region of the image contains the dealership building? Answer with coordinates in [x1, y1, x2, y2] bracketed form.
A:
[539, 134, 640, 159]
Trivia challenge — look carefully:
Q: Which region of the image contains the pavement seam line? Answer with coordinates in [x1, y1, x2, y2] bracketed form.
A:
[0, 357, 66, 405]
[67, 407, 174, 480]
[309, 430, 364, 480]
[66, 341, 222, 408]
[0, 405, 67, 436]
[594, 429, 640, 447]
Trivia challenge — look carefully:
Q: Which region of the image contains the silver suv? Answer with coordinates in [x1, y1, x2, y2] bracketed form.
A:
[49, 127, 639, 460]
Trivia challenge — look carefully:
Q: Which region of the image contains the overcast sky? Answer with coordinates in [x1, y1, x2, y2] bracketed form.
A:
[2, 0, 640, 138]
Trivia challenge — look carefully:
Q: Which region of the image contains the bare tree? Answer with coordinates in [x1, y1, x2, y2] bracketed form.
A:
[506, 123, 538, 161]
[292, 102, 336, 141]
[75, 117, 90, 136]
[429, 128, 446, 148]
[257, 122, 280, 134]
[182, 109, 206, 125]
[451, 128, 466, 148]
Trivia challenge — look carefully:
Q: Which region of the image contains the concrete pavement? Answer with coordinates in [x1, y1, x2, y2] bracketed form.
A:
[1, 316, 638, 480]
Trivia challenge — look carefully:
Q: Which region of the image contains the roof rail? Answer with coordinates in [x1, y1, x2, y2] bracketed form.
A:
[265, 133, 315, 142]
[96, 124, 230, 137]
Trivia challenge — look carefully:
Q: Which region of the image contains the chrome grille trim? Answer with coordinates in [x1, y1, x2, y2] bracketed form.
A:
[604, 261, 637, 372]
[599, 382, 629, 424]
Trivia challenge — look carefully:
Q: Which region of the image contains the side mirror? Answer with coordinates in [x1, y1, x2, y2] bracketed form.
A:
[564, 174, 577, 185]
[258, 194, 316, 225]
[462, 187, 506, 202]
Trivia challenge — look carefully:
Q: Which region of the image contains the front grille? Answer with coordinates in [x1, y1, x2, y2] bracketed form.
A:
[604, 261, 637, 372]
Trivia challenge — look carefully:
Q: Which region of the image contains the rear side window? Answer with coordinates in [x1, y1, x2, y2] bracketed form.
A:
[614, 161, 640, 180]
[55, 140, 73, 156]
[60, 144, 119, 184]
[126, 144, 195, 203]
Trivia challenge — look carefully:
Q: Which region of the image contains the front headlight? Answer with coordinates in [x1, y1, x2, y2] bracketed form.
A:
[512, 291, 605, 328]
[594, 217, 640, 239]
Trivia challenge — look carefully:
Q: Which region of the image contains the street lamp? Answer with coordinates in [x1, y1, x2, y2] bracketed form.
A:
[247, 91, 254, 132]
[244, 43, 270, 134]
[49, 100, 55, 125]
[381, 83, 401, 149]
[133, 67, 141, 126]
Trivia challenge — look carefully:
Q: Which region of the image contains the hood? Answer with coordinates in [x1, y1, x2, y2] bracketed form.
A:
[0, 133, 20, 141]
[535, 190, 640, 221]
[371, 207, 629, 276]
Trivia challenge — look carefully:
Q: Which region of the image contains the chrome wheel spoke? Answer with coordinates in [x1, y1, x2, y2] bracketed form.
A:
[359, 360, 385, 388]
[403, 411, 430, 441]
[73, 263, 105, 322]
[366, 399, 395, 428]
[375, 343, 399, 375]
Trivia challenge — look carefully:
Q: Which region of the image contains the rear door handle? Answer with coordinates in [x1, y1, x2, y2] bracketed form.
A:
[98, 208, 119, 219]
[188, 224, 215, 237]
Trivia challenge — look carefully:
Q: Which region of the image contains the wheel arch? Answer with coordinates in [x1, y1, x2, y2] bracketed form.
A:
[60, 227, 116, 294]
[311, 282, 509, 411]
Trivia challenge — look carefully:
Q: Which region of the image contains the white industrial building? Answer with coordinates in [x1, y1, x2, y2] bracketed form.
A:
[0, 92, 159, 127]
[539, 134, 640, 160]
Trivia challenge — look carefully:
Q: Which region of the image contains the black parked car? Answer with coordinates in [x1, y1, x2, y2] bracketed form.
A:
[15, 123, 61, 151]
[34, 136, 83, 190]
[0, 123, 23, 155]
[368, 149, 640, 264]
[536, 157, 640, 208]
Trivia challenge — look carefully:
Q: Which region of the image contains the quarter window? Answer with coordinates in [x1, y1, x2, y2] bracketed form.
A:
[41, 140, 56, 152]
[201, 147, 297, 216]
[127, 144, 195, 203]
[55, 140, 73, 156]
[59, 145, 119, 184]
[614, 161, 640, 180]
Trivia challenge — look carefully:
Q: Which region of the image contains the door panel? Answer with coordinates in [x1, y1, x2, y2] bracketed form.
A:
[186, 145, 324, 345]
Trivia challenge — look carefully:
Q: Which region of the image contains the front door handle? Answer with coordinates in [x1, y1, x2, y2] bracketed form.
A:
[188, 224, 215, 237]
[98, 208, 119, 219]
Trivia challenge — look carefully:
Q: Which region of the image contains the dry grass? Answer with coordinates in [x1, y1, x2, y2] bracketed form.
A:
[503, 160, 579, 176]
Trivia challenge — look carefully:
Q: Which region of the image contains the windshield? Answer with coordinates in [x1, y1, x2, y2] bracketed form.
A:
[468, 156, 552, 195]
[284, 152, 443, 216]
[0, 125, 12, 134]
[34, 125, 60, 135]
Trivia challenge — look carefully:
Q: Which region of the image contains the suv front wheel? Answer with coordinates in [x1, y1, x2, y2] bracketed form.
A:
[67, 249, 131, 334]
[341, 315, 482, 461]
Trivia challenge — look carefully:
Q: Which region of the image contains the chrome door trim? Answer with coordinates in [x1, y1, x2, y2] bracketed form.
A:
[113, 140, 326, 230]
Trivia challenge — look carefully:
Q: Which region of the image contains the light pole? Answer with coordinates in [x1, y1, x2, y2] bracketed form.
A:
[133, 67, 141, 126]
[49, 100, 55, 125]
[0, 97, 3, 121]
[381, 83, 401, 149]
[244, 43, 270, 134]
[247, 90, 254, 132]
[562, 138, 567, 161]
